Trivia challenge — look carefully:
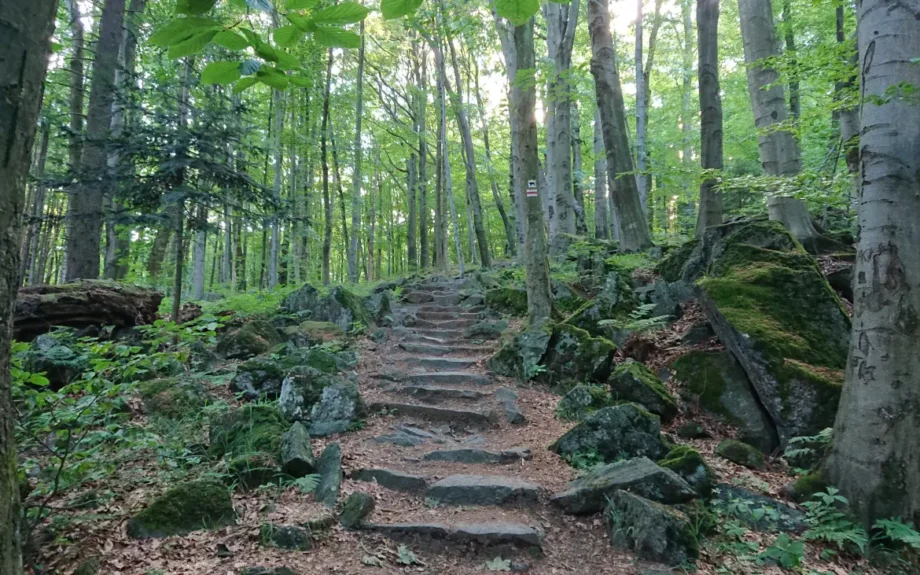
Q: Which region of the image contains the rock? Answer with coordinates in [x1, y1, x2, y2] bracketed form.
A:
[716, 439, 765, 469]
[25, 333, 90, 389]
[680, 321, 714, 346]
[368, 521, 544, 549]
[672, 351, 778, 453]
[261, 524, 312, 550]
[551, 280, 586, 313]
[495, 387, 526, 425]
[373, 424, 442, 447]
[138, 377, 210, 419]
[127, 480, 235, 538]
[608, 360, 678, 423]
[280, 422, 314, 477]
[564, 269, 638, 343]
[783, 431, 831, 470]
[464, 319, 508, 340]
[340, 492, 375, 528]
[363, 290, 393, 325]
[230, 358, 285, 400]
[551, 457, 696, 514]
[283, 321, 345, 347]
[403, 290, 435, 304]
[550, 404, 669, 464]
[210, 404, 286, 459]
[657, 446, 716, 498]
[370, 327, 388, 343]
[675, 421, 709, 439]
[369, 402, 497, 428]
[283, 284, 375, 331]
[556, 384, 614, 421]
[290, 345, 357, 374]
[314, 443, 342, 507]
[605, 490, 698, 565]
[427, 475, 541, 506]
[714, 483, 806, 532]
[487, 320, 553, 380]
[352, 469, 428, 493]
[216, 319, 283, 360]
[278, 366, 345, 422]
[423, 447, 532, 464]
[784, 472, 828, 503]
[485, 287, 529, 315]
[695, 220, 849, 444]
[536, 324, 616, 387]
[309, 381, 365, 436]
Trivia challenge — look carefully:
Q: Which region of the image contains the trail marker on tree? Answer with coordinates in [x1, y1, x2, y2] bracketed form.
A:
[526, 180, 538, 198]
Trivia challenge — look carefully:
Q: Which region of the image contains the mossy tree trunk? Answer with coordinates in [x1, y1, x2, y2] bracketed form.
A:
[826, 0, 920, 528]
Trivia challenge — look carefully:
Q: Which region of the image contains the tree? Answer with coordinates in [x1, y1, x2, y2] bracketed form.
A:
[695, 0, 724, 235]
[826, 0, 920, 528]
[349, 18, 366, 283]
[587, 0, 653, 252]
[1, 2, 58, 573]
[320, 49, 334, 286]
[592, 108, 608, 239]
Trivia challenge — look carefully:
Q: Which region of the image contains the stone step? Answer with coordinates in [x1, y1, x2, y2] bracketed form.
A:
[398, 333, 450, 345]
[418, 305, 485, 314]
[366, 521, 544, 549]
[416, 311, 481, 321]
[433, 294, 463, 306]
[370, 402, 498, 427]
[405, 356, 479, 370]
[415, 318, 478, 329]
[405, 371, 491, 386]
[396, 385, 488, 403]
[402, 291, 436, 304]
[398, 342, 489, 355]
[427, 475, 541, 506]
[351, 468, 428, 493]
[410, 328, 466, 339]
[410, 283, 459, 292]
[423, 447, 532, 464]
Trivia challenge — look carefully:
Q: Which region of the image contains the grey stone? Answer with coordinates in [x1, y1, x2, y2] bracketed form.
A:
[605, 490, 698, 566]
[549, 404, 669, 463]
[406, 371, 490, 386]
[608, 360, 678, 423]
[495, 387, 527, 424]
[551, 457, 696, 514]
[351, 468, 428, 493]
[280, 422, 314, 477]
[716, 439, 765, 469]
[423, 447, 532, 464]
[367, 522, 543, 549]
[241, 568, 297, 575]
[339, 492, 375, 529]
[372, 424, 444, 447]
[262, 524, 312, 550]
[309, 381, 366, 436]
[398, 385, 486, 402]
[680, 321, 714, 345]
[427, 474, 540, 506]
[369, 403, 498, 428]
[556, 384, 613, 421]
[314, 443, 341, 508]
[714, 483, 806, 533]
[407, 356, 478, 370]
[463, 319, 508, 340]
[403, 291, 435, 304]
[278, 366, 344, 423]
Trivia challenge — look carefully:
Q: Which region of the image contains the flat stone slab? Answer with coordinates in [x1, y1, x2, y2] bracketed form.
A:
[403, 291, 435, 304]
[372, 424, 447, 447]
[399, 342, 488, 355]
[351, 468, 428, 493]
[399, 333, 449, 345]
[406, 356, 479, 370]
[423, 447, 532, 464]
[405, 371, 490, 386]
[418, 305, 484, 314]
[427, 474, 541, 506]
[551, 457, 696, 514]
[370, 402, 498, 428]
[398, 385, 487, 402]
[417, 311, 481, 321]
[367, 522, 543, 548]
[411, 328, 465, 339]
[433, 294, 463, 306]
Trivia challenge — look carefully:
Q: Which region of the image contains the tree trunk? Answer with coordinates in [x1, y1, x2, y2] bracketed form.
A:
[680, 0, 693, 176]
[634, 0, 647, 209]
[737, 0, 801, 175]
[434, 59, 446, 269]
[571, 102, 587, 235]
[588, 0, 653, 252]
[695, 0, 724, 236]
[331, 127, 350, 281]
[320, 49, 333, 286]
[407, 153, 418, 270]
[348, 19, 365, 283]
[826, 0, 920, 527]
[65, 0, 126, 281]
[436, 39, 464, 275]
[65, 0, 85, 176]
[835, 6, 858, 201]
[593, 108, 608, 239]
[417, 51, 430, 270]
[172, 59, 193, 322]
[766, 196, 821, 251]
[192, 204, 206, 300]
[0, 0, 57, 570]
[642, 0, 665, 200]
[268, 13, 285, 291]
[781, 0, 800, 121]
[21, 122, 50, 286]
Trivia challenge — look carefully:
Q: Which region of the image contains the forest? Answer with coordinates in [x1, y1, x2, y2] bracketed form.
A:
[0, 0, 918, 572]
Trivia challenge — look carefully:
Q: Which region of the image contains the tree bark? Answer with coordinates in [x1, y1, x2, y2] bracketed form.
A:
[0, 1, 56, 571]
[65, 0, 85, 176]
[593, 108, 608, 239]
[826, 0, 920, 527]
[695, 0, 724, 236]
[172, 59, 193, 322]
[436, 38, 464, 275]
[320, 49, 333, 286]
[571, 102, 586, 235]
[737, 0, 801, 175]
[65, 0, 127, 280]
[634, 0, 647, 209]
[781, 0, 800, 120]
[834, 6, 858, 201]
[192, 204, 206, 300]
[407, 152, 418, 270]
[417, 51, 430, 270]
[348, 19, 366, 283]
[21, 123, 50, 286]
[588, 0, 653, 252]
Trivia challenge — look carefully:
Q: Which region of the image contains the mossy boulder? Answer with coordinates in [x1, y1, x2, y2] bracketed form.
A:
[291, 346, 357, 374]
[658, 446, 716, 498]
[230, 358, 286, 400]
[308, 381, 366, 436]
[216, 319, 283, 360]
[564, 270, 638, 344]
[716, 439, 765, 469]
[485, 287, 529, 315]
[556, 384, 615, 421]
[138, 377, 210, 419]
[675, 422, 708, 439]
[278, 366, 348, 422]
[609, 360, 678, 423]
[550, 403, 669, 464]
[260, 524, 313, 550]
[655, 240, 699, 283]
[551, 280, 587, 313]
[282, 284, 375, 331]
[696, 220, 849, 443]
[127, 480, 235, 538]
[536, 324, 616, 388]
[362, 290, 393, 325]
[464, 319, 508, 340]
[209, 404, 286, 460]
[787, 472, 828, 503]
[282, 320, 345, 347]
[605, 490, 699, 565]
[339, 491, 375, 528]
[487, 320, 554, 380]
[672, 350, 777, 453]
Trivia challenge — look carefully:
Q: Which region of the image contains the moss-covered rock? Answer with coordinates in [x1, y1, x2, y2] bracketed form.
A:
[716, 439, 765, 469]
[671, 351, 778, 453]
[486, 320, 554, 380]
[675, 422, 708, 439]
[229, 452, 282, 489]
[127, 480, 235, 538]
[138, 377, 210, 419]
[216, 319, 283, 360]
[209, 404, 286, 459]
[464, 319, 508, 340]
[339, 491, 375, 528]
[556, 384, 615, 421]
[536, 324, 616, 388]
[282, 320, 345, 347]
[282, 284, 375, 331]
[280, 422, 314, 477]
[564, 269, 638, 343]
[485, 287, 529, 316]
[550, 403, 669, 464]
[609, 360, 678, 423]
[230, 358, 286, 400]
[278, 366, 348, 422]
[658, 446, 716, 498]
[605, 490, 699, 565]
[260, 524, 313, 550]
[551, 280, 587, 313]
[308, 380, 365, 436]
[696, 220, 849, 443]
[655, 240, 699, 283]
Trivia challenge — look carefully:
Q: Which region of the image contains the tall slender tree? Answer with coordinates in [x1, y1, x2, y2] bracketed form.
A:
[695, 0, 724, 235]
[349, 18, 366, 283]
[320, 49, 334, 285]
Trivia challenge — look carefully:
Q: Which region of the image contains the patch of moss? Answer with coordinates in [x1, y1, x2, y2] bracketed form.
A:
[537, 324, 616, 387]
[716, 439, 765, 469]
[138, 377, 210, 419]
[609, 361, 678, 422]
[127, 480, 235, 538]
[209, 404, 287, 459]
[556, 384, 615, 421]
[654, 240, 698, 282]
[485, 287, 529, 316]
[658, 446, 716, 497]
[671, 352, 731, 421]
[791, 472, 828, 503]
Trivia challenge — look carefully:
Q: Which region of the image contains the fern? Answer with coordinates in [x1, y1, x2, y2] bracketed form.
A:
[802, 488, 868, 554]
[290, 474, 321, 494]
[873, 518, 920, 550]
[598, 303, 669, 333]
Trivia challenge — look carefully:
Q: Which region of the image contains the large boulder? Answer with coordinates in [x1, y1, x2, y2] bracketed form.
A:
[551, 457, 695, 514]
[564, 269, 637, 345]
[138, 377, 210, 419]
[535, 324, 616, 388]
[281, 320, 345, 348]
[605, 490, 698, 565]
[278, 366, 351, 423]
[556, 384, 615, 421]
[283, 284, 375, 332]
[25, 333, 90, 389]
[672, 351, 778, 453]
[487, 320, 554, 380]
[550, 404, 669, 464]
[657, 446, 716, 498]
[230, 358, 286, 400]
[716, 439, 765, 469]
[127, 480, 234, 538]
[215, 319, 283, 360]
[696, 220, 849, 443]
[485, 287, 529, 315]
[308, 381, 366, 436]
[608, 360, 678, 423]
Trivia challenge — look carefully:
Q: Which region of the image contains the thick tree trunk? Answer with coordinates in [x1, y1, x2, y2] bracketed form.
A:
[171, 59, 193, 322]
[320, 50, 333, 286]
[827, 0, 920, 527]
[835, 6, 858, 201]
[737, 0, 801, 175]
[588, 0, 653, 252]
[0, 2, 57, 571]
[634, 0, 647, 209]
[680, 0, 693, 176]
[641, 0, 665, 200]
[781, 0, 800, 121]
[571, 103, 587, 235]
[65, 0, 85, 176]
[695, 0, 724, 236]
[593, 108, 608, 239]
[348, 19, 365, 283]
[436, 41, 464, 275]
[65, 0, 127, 280]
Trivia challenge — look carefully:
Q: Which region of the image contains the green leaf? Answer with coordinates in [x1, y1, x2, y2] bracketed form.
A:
[245, 0, 274, 12]
[285, 0, 318, 9]
[274, 25, 304, 47]
[494, 0, 539, 25]
[289, 75, 312, 88]
[201, 61, 242, 84]
[150, 17, 220, 46]
[240, 28, 262, 47]
[168, 30, 217, 58]
[486, 556, 511, 571]
[254, 41, 279, 62]
[28, 374, 50, 387]
[311, 2, 369, 24]
[287, 14, 316, 31]
[380, 0, 422, 19]
[275, 50, 301, 70]
[257, 67, 289, 90]
[233, 76, 259, 93]
[176, 0, 217, 15]
[313, 26, 360, 49]
[213, 30, 250, 50]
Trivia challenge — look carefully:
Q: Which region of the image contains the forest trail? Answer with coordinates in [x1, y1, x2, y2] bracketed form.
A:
[334, 276, 648, 573]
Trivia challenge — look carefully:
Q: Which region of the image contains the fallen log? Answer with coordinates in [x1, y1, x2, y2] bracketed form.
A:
[14, 280, 163, 341]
